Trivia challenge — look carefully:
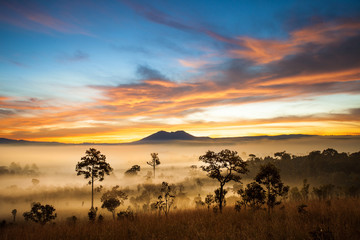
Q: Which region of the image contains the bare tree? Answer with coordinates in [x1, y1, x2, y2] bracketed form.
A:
[154, 182, 176, 217]
[76, 148, 113, 210]
[199, 149, 248, 213]
[147, 153, 160, 178]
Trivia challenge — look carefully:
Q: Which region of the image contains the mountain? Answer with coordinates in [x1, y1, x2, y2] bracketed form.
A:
[0, 133, 322, 145]
[136, 130, 208, 143]
[0, 138, 64, 145]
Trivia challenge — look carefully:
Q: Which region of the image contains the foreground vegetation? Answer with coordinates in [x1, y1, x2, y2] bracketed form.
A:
[1, 198, 359, 240]
[1, 147, 359, 239]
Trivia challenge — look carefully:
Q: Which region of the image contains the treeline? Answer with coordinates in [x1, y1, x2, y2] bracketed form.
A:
[0, 162, 39, 176]
[245, 148, 360, 188]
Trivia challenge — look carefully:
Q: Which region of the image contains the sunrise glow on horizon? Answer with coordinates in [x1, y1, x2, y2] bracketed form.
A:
[1, 0, 360, 143]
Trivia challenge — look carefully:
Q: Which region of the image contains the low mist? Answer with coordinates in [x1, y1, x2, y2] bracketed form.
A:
[0, 135, 359, 219]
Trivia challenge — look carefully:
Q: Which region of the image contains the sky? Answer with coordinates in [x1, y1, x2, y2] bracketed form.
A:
[0, 0, 360, 143]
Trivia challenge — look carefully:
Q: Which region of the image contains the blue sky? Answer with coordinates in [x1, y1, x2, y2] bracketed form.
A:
[0, 0, 360, 142]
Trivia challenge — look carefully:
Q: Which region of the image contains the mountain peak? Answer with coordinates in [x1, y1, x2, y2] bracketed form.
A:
[139, 130, 196, 142]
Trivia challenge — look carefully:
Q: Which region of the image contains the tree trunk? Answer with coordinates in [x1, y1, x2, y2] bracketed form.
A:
[165, 197, 168, 217]
[267, 176, 270, 214]
[153, 165, 156, 179]
[112, 210, 115, 220]
[219, 184, 223, 213]
[91, 169, 94, 210]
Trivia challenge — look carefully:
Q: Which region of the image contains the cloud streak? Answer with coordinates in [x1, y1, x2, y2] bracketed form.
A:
[57, 50, 90, 62]
[0, 0, 92, 36]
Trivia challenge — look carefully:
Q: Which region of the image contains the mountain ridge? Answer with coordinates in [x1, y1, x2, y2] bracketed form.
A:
[0, 131, 342, 145]
[137, 130, 208, 142]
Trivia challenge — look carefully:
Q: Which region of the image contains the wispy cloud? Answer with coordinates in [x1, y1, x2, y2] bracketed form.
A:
[57, 50, 90, 62]
[120, 0, 234, 43]
[111, 45, 151, 55]
[0, 1, 92, 36]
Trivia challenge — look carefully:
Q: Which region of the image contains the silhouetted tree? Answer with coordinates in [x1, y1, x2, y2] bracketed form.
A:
[76, 148, 113, 210]
[11, 209, 17, 222]
[238, 182, 266, 210]
[189, 165, 198, 177]
[274, 151, 291, 161]
[214, 188, 228, 208]
[88, 207, 98, 222]
[289, 187, 302, 201]
[23, 202, 57, 224]
[147, 153, 160, 178]
[300, 179, 310, 201]
[101, 185, 128, 220]
[194, 194, 205, 208]
[117, 207, 135, 220]
[205, 194, 215, 211]
[199, 149, 248, 213]
[125, 165, 141, 176]
[313, 184, 335, 200]
[31, 178, 40, 186]
[154, 182, 176, 217]
[255, 162, 289, 213]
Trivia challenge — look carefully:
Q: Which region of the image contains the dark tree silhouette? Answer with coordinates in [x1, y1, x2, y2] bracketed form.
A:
[75, 148, 113, 210]
[214, 188, 228, 209]
[313, 184, 335, 200]
[88, 207, 98, 222]
[11, 209, 17, 222]
[205, 194, 215, 211]
[101, 185, 128, 220]
[194, 194, 205, 208]
[300, 179, 310, 201]
[23, 202, 57, 224]
[274, 151, 291, 161]
[238, 182, 266, 210]
[199, 149, 248, 213]
[117, 207, 135, 220]
[31, 178, 39, 186]
[125, 165, 141, 176]
[289, 187, 302, 201]
[147, 153, 160, 178]
[155, 182, 176, 217]
[255, 162, 289, 213]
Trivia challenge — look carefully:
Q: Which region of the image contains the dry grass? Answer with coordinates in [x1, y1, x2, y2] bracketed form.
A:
[1, 199, 360, 240]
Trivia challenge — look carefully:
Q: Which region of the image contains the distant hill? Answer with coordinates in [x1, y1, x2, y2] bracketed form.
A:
[137, 130, 208, 143]
[0, 138, 64, 145]
[0, 133, 330, 145]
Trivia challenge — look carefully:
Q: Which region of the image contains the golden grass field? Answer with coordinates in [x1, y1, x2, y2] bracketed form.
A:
[1, 198, 359, 240]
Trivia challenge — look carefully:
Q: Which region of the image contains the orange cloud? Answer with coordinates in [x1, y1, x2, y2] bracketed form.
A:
[178, 59, 210, 69]
[229, 21, 360, 64]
